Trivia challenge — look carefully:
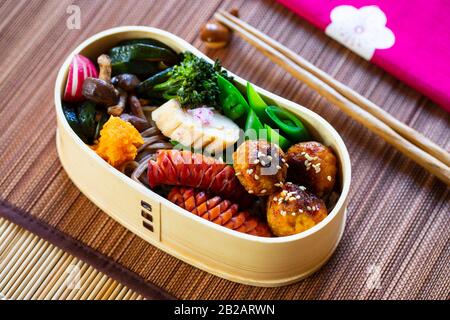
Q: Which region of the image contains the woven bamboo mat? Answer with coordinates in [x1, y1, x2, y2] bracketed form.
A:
[0, 218, 144, 300]
[0, 0, 449, 300]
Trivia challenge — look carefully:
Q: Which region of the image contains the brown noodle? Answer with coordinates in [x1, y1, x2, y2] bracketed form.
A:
[119, 106, 172, 186]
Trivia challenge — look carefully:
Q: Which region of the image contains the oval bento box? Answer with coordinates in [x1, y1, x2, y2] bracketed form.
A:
[54, 26, 351, 287]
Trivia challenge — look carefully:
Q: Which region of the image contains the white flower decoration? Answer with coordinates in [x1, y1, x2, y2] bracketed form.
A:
[325, 5, 395, 60]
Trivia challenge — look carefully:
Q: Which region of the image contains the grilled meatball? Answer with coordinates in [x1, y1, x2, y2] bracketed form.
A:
[267, 183, 327, 236]
[286, 141, 337, 197]
[233, 140, 288, 196]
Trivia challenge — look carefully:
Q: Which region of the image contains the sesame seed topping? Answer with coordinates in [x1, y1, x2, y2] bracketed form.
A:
[235, 172, 241, 176]
[254, 174, 260, 180]
[275, 181, 284, 187]
[299, 185, 306, 191]
[280, 210, 286, 216]
[248, 190, 254, 194]
[306, 206, 312, 211]
[276, 165, 281, 170]
[327, 175, 332, 181]
[273, 197, 278, 202]
[304, 160, 311, 171]
[296, 195, 301, 199]
[281, 158, 286, 163]
[247, 168, 253, 175]
[285, 163, 289, 168]
[253, 159, 260, 164]
[261, 189, 267, 194]
[312, 163, 321, 173]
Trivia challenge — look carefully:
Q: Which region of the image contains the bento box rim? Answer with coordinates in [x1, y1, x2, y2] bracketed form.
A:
[54, 26, 351, 244]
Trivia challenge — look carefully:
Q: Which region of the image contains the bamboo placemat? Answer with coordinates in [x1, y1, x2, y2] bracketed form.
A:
[0, 219, 144, 300]
[0, 0, 449, 300]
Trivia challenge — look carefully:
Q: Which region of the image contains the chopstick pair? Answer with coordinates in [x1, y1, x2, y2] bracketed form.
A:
[214, 10, 450, 186]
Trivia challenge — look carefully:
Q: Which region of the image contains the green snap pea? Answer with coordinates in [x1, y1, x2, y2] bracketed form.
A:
[246, 82, 271, 124]
[217, 74, 249, 120]
[244, 109, 264, 140]
[265, 105, 310, 142]
[264, 124, 291, 150]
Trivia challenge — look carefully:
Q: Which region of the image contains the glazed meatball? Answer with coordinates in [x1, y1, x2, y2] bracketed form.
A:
[233, 140, 288, 196]
[286, 141, 337, 197]
[267, 183, 327, 236]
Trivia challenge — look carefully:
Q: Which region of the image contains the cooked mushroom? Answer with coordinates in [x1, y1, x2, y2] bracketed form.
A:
[82, 77, 118, 106]
[111, 74, 140, 92]
[120, 113, 151, 132]
[199, 20, 231, 49]
[129, 95, 147, 120]
[97, 54, 112, 82]
[107, 88, 127, 116]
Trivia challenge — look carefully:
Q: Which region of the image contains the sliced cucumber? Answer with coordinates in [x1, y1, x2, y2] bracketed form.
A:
[94, 112, 109, 141]
[109, 44, 178, 64]
[136, 67, 173, 97]
[111, 60, 160, 77]
[118, 39, 177, 55]
[77, 101, 97, 144]
[62, 103, 88, 143]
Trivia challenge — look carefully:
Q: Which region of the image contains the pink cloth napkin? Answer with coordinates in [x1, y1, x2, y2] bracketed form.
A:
[277, 0, 450, 112]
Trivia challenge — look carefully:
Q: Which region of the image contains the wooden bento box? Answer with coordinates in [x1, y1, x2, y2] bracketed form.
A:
[54, 26, 351, 287]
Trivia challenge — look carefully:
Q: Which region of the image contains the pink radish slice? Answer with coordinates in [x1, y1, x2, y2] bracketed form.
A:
[63, 54, 98, 102]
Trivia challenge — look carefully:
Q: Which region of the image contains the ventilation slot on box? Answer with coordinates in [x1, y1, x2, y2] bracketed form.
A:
[141, 200, 154, 232]
[142, 220, 154, 232]
[140, 200, 152, 211]
[141, 210, 153, 222]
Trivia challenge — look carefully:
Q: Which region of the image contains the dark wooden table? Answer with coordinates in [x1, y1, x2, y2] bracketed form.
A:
[0, 0, 449, 299]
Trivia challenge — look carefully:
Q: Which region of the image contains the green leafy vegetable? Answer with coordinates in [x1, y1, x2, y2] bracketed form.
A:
[146, 52, 231, 109]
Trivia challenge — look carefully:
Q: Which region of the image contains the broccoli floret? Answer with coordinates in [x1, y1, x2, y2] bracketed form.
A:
[151, 52, 231, 109]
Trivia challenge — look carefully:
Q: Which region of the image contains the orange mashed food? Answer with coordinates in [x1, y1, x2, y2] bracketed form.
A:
[92, 116, 143, 168]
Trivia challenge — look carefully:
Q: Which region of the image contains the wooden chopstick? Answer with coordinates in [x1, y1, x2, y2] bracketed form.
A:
[214, 10, 450, 186]
[217, 10, 450, 168]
